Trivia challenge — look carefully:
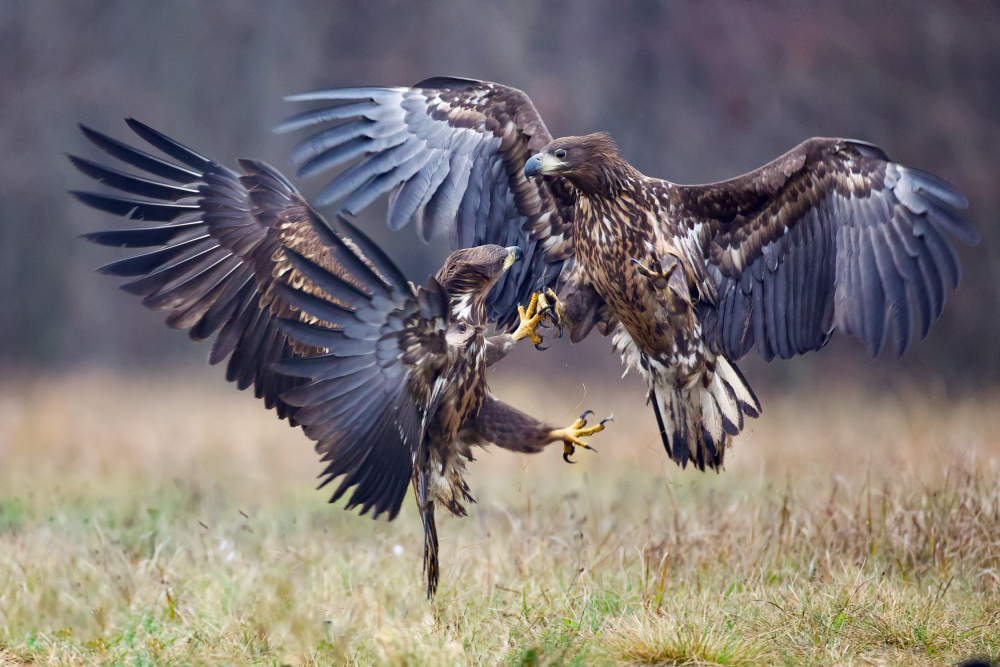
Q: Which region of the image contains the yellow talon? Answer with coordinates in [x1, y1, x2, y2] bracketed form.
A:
[536, 290, 550, 313]
[551, 410, 612, 463]
[537, 288, 566, 339]
[512, 292, 546, 348]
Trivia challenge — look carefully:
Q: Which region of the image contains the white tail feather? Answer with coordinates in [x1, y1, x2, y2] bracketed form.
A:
[652, 385, 689, 465]
[648, 353, 761, 471]
[700, 388, 724, 445]
[709, 369, 742, 434]
[716, 356, 762, 417]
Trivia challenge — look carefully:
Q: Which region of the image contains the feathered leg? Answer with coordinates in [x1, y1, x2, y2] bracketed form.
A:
[463, 395, 610, 463]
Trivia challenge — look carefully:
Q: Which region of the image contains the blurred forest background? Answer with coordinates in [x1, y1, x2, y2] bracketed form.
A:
[1, 0, 997, 392]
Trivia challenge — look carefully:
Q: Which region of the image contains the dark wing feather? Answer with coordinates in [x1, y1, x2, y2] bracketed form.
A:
[669, 138, 978, 360]
[273, 250, 450, 521]
[73, 120, 356, 421]
[75, 124, 430, 520]
[275, 78, 576, 328]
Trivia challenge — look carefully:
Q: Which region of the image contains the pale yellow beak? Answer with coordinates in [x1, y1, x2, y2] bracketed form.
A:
[503, 246, 524, 271]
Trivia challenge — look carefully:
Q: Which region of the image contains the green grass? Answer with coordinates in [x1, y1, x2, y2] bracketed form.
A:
[0, 371, 998, 665]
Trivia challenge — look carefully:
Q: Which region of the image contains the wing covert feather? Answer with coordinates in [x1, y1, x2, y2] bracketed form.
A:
[277, 78, 575, 327]
[274, 256, 452, 521]
[668, 138, 978, 360]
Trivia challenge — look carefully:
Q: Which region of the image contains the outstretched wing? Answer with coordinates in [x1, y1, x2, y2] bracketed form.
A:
[275, 77, 577, 328]
[72, 119, 360, 421]
[665, 138, 979, 361]
[272, 237, 452, 520]
[74, 121, 444, 520]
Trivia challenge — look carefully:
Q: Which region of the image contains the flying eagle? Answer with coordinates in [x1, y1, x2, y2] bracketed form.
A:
[71, 120, 607, 597]
[278, 76, 978, 470]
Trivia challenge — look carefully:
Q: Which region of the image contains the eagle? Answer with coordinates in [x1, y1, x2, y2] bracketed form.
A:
[71, 119, 608, 597]
[278, 76, 979, 470]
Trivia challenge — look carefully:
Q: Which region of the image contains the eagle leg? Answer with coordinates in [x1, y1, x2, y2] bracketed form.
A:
[550, 410, 612, 463]
[511, 291, 548, 350]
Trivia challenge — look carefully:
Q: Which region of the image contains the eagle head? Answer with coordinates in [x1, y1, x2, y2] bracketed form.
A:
[523, 132, 622, 194]
[435, 244, 523, 321]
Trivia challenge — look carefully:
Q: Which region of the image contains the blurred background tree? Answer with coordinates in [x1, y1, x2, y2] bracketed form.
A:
[0, 0, 996, 391]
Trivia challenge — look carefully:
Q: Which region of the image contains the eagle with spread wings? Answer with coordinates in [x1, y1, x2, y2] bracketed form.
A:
[278, 76, 978, 471]
[71, 120, 607, 597]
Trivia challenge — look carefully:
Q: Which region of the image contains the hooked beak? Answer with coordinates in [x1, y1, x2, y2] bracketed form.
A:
[523, 154, 543, 178]
[503, 246, 524, 271]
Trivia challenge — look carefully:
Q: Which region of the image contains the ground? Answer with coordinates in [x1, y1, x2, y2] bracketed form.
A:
[0, 370, 997, 666]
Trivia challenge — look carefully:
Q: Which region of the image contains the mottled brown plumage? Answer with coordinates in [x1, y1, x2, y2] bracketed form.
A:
[283, 77, 978, 471]
[73, 120, 606, 597]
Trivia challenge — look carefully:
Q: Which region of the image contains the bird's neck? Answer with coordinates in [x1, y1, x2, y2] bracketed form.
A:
[567, 159, 644, 199]
[449, 292, 487, 325]
[568, 162, 650, 239]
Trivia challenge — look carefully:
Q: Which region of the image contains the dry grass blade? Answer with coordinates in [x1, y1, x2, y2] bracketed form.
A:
[0, 371, 998, 665]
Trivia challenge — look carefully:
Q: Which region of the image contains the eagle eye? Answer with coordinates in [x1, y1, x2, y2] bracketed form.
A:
[554, 149, 567, 159]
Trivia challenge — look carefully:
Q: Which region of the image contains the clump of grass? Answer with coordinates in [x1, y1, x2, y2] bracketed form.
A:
[600, 611, 760, 665]
[0, 371, 998, 665]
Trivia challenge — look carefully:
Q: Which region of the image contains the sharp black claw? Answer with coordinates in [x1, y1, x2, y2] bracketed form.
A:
[556, 324, 565, 339]
[563, 451, 576, 464]
[600, 416, 614, 426]
[534, 341, 549, 351]
[579, 409, 594, 423]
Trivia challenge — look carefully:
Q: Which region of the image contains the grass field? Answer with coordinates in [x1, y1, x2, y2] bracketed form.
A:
[0, 369, 997, 665]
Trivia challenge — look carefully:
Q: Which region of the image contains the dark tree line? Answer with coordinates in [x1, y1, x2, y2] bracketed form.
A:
[1, 1, 997, 388]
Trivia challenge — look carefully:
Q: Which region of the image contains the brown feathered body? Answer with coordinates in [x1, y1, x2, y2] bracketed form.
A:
[545, 134, 759, 469]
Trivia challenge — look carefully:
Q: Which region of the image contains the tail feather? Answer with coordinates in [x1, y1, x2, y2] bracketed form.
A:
[710, 369, 742, 435]
[653, 387, 690, 468]
[699, 389, 724, 452]
[650, 354, 760, 471]
[717, 356, 761, 418]
[422, 507, 439, 599]
[417, 468, 440, 599]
